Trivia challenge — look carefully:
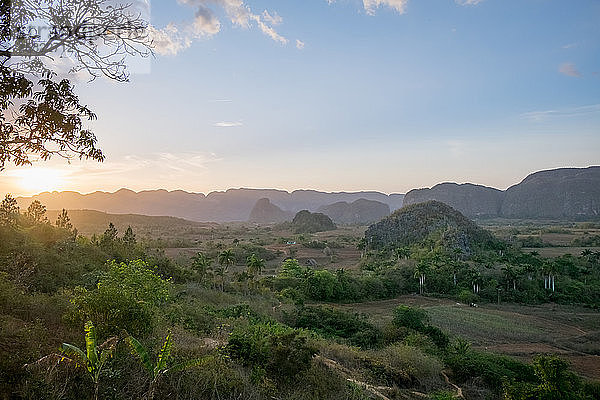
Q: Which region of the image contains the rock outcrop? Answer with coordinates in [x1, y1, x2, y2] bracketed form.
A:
[248, 198, 293, 223]
[501, 167, 600, 219]
[317, 199, 390, 225]
[364, 201, 495, 254]
[403, 183, 503, 218]
[291, 210, 337, 233]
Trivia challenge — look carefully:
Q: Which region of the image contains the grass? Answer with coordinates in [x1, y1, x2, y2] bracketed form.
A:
[425, 305, 550, 346]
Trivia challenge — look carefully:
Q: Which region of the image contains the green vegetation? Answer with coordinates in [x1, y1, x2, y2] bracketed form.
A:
[291, 210, 337, 233]
[1, 198, 599, 400]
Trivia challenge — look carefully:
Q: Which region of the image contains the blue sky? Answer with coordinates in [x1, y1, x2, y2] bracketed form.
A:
[3, 0, 600, 196]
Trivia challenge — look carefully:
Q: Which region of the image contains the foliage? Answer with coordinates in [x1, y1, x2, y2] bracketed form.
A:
[503, 355, 591, 400]
[70, 260, 170, 336]
[291, 210, 337, 233]
[286, 306, 383, 348]
[226, 322, 317, 382]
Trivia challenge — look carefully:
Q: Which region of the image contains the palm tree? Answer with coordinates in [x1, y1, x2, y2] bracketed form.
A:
[59, 321, 118, 400]
[357, 238, 367, 258]
[542, 260, 559, 292]
[246, 253, 265, 277]
[126, 332, 211, 400]
[393, 247, 410, 263]
[501, 264, 518, 291]
[414, 261, 429, 295]
[217, 249, 235, 291]
[191, 252, 212, 285]
[468, 268, 482, 294]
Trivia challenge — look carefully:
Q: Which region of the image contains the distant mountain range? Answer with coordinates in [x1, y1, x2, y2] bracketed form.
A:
[15, 166, 599, 222]
[17, 188, 404, 223]
[404, 166, 600, 219]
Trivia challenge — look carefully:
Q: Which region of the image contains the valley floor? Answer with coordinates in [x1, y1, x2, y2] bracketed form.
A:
[333, 296, 600, 381]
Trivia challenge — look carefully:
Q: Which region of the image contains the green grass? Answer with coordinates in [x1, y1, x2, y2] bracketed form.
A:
[426, 306, 549, 346]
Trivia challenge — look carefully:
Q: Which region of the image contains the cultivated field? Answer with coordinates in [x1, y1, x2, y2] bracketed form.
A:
[337, 297, 600, 380]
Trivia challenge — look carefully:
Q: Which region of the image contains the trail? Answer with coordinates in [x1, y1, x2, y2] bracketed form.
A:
[315, 355, 464, 400]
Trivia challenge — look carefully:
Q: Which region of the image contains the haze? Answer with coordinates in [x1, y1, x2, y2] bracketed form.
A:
[2, 0, 600, 196]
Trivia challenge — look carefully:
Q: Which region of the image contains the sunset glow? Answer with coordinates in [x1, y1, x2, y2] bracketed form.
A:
[9, 168, 67, 195]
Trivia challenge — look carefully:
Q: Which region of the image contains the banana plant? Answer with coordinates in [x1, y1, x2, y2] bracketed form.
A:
[126, 331, 211, 400]
[59, 321, 118, 400]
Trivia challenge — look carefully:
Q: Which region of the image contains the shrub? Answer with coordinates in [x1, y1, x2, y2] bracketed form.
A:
[70, 259, 171, 337]
[226, 322, 317, 382]
[392, 305, 428, 331]
[287, 306, 383, 349]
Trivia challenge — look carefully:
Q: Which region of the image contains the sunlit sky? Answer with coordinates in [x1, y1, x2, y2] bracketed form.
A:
[2, 0, 600, 196]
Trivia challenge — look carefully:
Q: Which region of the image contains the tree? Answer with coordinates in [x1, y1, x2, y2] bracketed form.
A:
[501, 264, 518, 291]
[58, 321, 118, 400]
[56, 208, 73, 230]
[126, 332, 210, 400]
[414, 260, 429, 295]
[246, 253, 265, 277]
[1, 0, 153, 170]
[542, 260, 558, 292]
[468, 268, 482, 294]
[25, 200, 47, 224]
[0, 193, 19, 226]
[0, 71, 104, 170]
[2, 0, 151, 81]
[122, 225, 136, 246]
[191, 252, 212, 285]
[216, 249, 235, 291]
[99, 222, 118, 250]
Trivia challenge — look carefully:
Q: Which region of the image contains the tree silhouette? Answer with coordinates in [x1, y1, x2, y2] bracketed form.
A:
[55, 208, 73, 231]
[25, 200, 47, 224]
[0, 0, 153, 170]
[0, 193, 19, 226]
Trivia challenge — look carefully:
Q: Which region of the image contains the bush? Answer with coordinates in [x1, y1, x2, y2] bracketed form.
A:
[446, 350, 535, 390]
[392, 305, 428, 331]
[287, 306, 383, 349]
[226, 322, 317, 382]
[70, 259, 171, 337]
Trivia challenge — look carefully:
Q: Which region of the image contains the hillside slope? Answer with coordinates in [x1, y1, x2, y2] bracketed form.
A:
[317, 199, 390, 225]
[403, 166, 599, 220]
[364, 201, 495, 253]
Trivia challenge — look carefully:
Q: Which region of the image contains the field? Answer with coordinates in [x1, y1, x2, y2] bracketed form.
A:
[61, 213, 600, 381]
[337, 297, 600, 380]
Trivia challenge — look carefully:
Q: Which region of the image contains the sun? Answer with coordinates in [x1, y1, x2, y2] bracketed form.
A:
[13, 168, 67, 194]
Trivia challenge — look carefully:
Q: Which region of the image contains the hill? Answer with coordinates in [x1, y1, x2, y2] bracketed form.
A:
[291, 210, 337, 233]
[17, 189, 405, 223]
[248, 198, 293, 223]
[403, 166, 600, 220]
[403, 183, 503, 218]
[501, 167, 600, 219]
[364, 201, 495, 253]
[317, 199, 390, 225]
[44, 209, 216, 239]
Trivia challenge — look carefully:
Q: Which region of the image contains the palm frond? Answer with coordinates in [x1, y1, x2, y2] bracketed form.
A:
[60, 343, 88, 369]
[154, 331, 172, 374]
[84, 321, 99, 368]
[125, 335, 154, 374]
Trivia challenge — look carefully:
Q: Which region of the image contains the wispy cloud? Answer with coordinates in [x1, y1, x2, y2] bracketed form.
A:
[362, 0, 409, 15]
[328, 0, 483, 15]
[214, 122, 244, 127]
[455, 0, 485, 5]
[521, 104, 600, 122]
[562, 43, 578, 49]
[296, 39, 306, 50]
[150, 0, 288, 56]
[559, 62, 582, 78]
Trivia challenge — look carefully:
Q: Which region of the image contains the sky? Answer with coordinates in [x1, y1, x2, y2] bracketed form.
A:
[2, 0, 600, 196]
